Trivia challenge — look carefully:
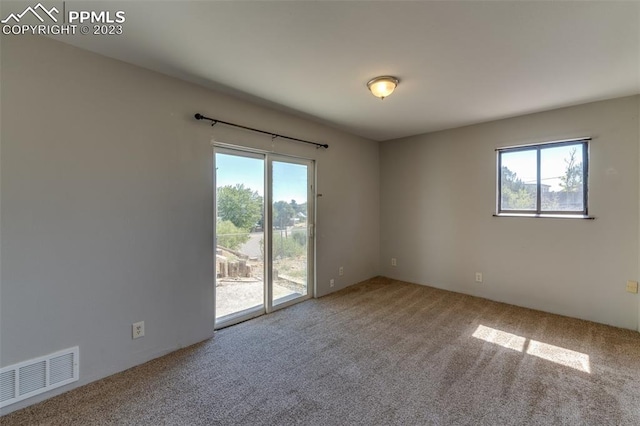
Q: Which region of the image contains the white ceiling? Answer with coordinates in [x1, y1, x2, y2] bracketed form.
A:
[49, 1, 639, 141]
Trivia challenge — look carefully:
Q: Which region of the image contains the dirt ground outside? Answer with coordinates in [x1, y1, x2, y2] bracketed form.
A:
[216, 256, 307, 318]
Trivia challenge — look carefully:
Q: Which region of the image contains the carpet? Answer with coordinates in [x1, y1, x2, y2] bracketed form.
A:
[3, 277, 639, 425]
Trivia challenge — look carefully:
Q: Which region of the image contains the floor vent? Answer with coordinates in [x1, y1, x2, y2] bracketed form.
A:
[0, 347, 78, 408]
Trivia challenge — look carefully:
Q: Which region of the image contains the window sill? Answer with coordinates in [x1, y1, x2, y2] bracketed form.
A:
[493, 213, 595, 220]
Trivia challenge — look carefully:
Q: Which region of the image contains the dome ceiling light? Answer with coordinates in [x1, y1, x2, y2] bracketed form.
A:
[367, 76, 399, 100]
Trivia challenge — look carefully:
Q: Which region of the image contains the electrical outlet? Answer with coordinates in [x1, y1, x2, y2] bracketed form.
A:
[132, 321, 145, 339]
[626, 280, 638, 294]
[475, 273, 483, 283]
[330, 279, 335, 288]
[391, 258, 397, 267]
[339, 266, 344, 276]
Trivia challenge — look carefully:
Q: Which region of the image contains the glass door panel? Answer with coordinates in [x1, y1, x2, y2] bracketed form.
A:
[214, 150, 265, 326]
[271, 159, 312, 307]
[214, 147, 314, 328]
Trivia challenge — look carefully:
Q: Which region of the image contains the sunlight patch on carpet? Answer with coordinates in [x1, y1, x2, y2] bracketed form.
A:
[526, 340, 591, 373]
[472, 325, 591, 373]
[472, 324, 526, 351]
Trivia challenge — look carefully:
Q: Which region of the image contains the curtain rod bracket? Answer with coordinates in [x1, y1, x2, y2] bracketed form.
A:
[194, 113, 328, 149]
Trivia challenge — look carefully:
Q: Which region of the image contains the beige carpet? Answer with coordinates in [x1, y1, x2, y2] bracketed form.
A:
[3, 277, 640, 425]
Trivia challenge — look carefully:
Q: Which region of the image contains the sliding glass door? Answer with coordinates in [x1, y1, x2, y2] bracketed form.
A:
[214, 150, 265, 324]
[269, 157, 313, 309]
[214, 148, 314, 328]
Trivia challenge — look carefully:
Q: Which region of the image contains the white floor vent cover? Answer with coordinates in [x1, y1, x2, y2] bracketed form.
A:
[0, 346, 78, 408]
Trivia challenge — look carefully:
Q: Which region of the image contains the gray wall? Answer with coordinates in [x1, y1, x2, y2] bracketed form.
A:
[381, 96, 640, 331]
[0, 35, 380, 413]
[1, 33, 639, 416]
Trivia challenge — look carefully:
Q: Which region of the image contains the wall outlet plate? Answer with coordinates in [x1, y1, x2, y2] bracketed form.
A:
[339, 266, 344, 276]
[626, 281, 638, 294]
[330, 279, 335, 288]
[132, 321, 145, 339]
[391, 258, 397, 267]
[475, 272, 483, 283]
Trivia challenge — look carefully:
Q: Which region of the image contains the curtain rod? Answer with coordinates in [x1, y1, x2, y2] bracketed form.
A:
[194, 113, 329, 149]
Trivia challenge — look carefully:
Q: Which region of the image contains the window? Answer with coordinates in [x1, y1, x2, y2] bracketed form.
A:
[497, 139, 589, 216]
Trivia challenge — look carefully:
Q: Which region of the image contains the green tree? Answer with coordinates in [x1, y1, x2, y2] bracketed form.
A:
[559, 147, 582, 193]
[217, 184, 263, 230]
[273, 200, 295, 230]
[216, 220, 250, 250]
[501, 166, 535, 210]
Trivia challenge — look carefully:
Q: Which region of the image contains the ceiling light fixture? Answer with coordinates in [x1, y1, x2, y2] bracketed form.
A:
[367, 76, 399, 100]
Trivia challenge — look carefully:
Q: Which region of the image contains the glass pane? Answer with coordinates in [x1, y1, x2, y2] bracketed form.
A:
[501, 150, 537, 211]
[215, 153, 264, 320]
[272, 161, 308, 305]
[541, 144, 584, 212]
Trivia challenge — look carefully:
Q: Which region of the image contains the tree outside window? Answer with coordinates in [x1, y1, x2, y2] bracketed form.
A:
[498, 140, 588, 215]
